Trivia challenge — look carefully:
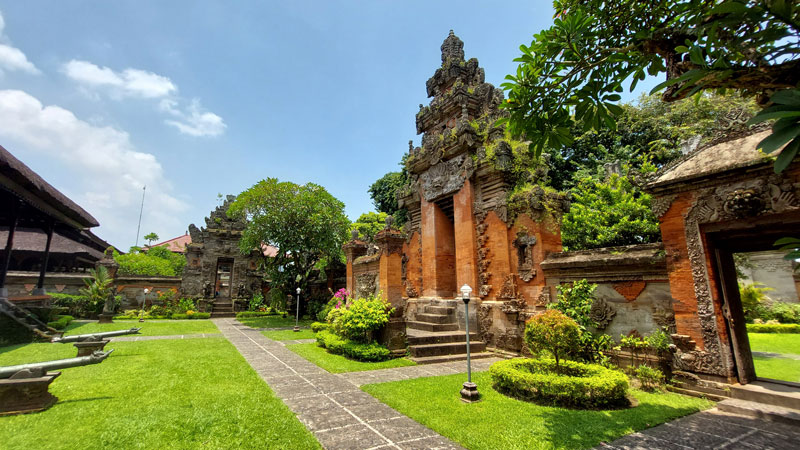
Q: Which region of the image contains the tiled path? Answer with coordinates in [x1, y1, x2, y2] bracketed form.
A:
[214, 318, 489, 450]
[597, 408, 800, 449]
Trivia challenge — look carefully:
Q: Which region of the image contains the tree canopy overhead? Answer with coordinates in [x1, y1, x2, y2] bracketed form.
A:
[502, 0, 800, 172]
[227, 178, 350, 295]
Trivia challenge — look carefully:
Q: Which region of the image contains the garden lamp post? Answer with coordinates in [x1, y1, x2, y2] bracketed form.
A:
[459, 284, 480, 402]
[139, 288, 149, 322]
[294, 287, 301, 332]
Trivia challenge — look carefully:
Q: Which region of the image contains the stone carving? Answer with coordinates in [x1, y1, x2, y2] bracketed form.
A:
[441, 29, 464, 63]
[351, 229, 359, 240]
[722, 188, 764, 217]
[653, 306, 677, 332]
[651, 194, 677, 219]
[589, 298, 616, 329]
[420, 154, 474, 202]
[355, 273, 378, 299]
[479, 284, 492, 297]
[498, 274, 518, 299]
[513, 231, 537, 282]
[188, 224, 203, 244]
[535, 288, 550, 307]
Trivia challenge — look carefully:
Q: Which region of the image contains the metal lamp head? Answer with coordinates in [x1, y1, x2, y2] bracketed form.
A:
[460, 284, 472, 304]
[296, 287, 301, 294]
[143, 288, 149, 295]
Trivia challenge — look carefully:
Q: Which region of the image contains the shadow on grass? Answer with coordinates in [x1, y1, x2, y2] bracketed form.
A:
[58, 396, 114, 405]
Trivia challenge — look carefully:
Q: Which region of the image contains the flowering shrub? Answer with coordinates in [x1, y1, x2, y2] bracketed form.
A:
[318, 288, 349, 321]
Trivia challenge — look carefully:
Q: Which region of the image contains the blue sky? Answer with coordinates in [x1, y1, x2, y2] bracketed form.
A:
[0, 1, 654, 249]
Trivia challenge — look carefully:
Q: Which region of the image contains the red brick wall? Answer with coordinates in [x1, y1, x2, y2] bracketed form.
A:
[482, 210, 512, 299]
[421, 196, 457, 297]
[402, 231, 422, 297]
[454, 180, 479, 292]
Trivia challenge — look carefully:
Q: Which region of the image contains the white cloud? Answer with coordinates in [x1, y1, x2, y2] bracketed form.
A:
[62, 60, 176, 98]
[0, 89, 188, 247]
[0, 11, 40, 75]
[161, 98, 227, 137]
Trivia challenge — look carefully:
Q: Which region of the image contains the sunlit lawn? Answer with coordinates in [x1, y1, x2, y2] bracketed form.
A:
[363, 371, 714, 450]
[0, 338, 319, 449]
[237, 315, 313, 329]
[262, 329, 316, 340]
[287, 342, 416, 373]
[63, 320, 219, 336]
[748, 332, 800, 382]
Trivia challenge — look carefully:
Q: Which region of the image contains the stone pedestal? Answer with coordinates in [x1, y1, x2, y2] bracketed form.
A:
[97, 313, 114, 324]
[460, 381, 481, 403]
[73, 340, 110, 357]
[0, 372, 61, 416]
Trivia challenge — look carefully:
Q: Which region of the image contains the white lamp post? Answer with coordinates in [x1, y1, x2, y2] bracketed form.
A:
[459, 284, 480, 402]
[294, 287, 301, 332]
[139, 288, 149, 322]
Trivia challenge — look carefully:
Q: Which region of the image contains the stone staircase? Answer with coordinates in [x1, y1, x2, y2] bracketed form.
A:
[0, 296, 60, 340]
[210, 300, 236, 318]
[406, 299, 493, 364]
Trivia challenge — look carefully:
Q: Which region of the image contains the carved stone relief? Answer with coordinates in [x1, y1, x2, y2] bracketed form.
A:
[513, 231, 537, 282]
[420, 154, 475, 202]
[356, 273, 378, 299]
[589, 298, 616, 330]
[651, 194, 677, 219]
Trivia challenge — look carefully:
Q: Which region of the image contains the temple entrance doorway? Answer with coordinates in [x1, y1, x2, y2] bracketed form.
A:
[215, 258, 233, 300]
[707, 219, 800, 387]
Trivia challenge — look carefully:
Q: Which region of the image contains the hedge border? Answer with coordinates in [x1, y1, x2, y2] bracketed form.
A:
[747, 323, 800, 334]
[315, 330, 391, 362]
[490, 358, 629, 409]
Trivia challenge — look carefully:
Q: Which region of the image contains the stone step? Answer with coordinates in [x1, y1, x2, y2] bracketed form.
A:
[406, 321, 459, 332]
[414, 313, 452, 324]
[422, 305, 454, 315]
[410, 352, 496, 365]
[671, 380, 732, 399]
[717, 398, 800, 426]
[665, 385, 729, 402]
[409, 341, 487, 358]
[211, 312, 236, 318]
[407, 331, 479, 346]
[730, 381, 800, 410]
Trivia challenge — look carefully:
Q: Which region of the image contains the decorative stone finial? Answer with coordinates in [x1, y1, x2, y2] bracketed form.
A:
[441, 30, 464, 63]
[385, 214, 394, 230]
[351, 229, 359, 241]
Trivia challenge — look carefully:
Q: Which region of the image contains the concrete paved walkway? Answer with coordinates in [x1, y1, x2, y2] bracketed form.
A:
[597, 407, 800, 449]
[215, 318, 468, 450]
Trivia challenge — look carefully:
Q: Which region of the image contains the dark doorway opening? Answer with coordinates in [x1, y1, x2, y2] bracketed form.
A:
[215, 258, 233, 300]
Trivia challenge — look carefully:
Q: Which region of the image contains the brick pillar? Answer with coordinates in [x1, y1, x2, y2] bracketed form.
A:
[376, 230, 405, 308]
[453, 180, 478, 293]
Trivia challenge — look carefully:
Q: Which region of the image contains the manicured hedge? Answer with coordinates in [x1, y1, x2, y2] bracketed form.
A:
[747, 323, 800, 333]
[315, 330, 391, 362]
[310, 322, 330, 333]
[490, 358, 629, 408]
[47, 315, 74, 330]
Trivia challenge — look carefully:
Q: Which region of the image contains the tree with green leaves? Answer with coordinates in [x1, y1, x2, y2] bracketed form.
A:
[227, 178, 350, 301]
[80, 265, 114, 315]
[503, 0, 800, 173]
[351, 211, 388, 243]
[115, 245, 186, 276]
[368, 171, 408, 226]
[562, 168, 662, 250]
[143, 232, 159, 247]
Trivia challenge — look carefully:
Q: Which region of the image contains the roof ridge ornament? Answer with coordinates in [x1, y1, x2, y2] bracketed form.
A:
[441, 29, 464, 63]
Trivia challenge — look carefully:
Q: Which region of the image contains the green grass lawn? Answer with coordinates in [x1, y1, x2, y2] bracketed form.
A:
[363, 371, 714, 450]
[0, 338, 320, 450]
[753, 356, 800, 382]
[287, 342, 416, 373]
[748, 332, 800, 382]
[748, 332, 800, 355]
[63, 320, 220, 337]
[262, 329, 316, 340]
[237, 315, 314, 329]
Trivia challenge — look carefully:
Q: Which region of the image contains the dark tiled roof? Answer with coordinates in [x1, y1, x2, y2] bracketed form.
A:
[0, 227, 104, 260]
[0, 144, 99, 228]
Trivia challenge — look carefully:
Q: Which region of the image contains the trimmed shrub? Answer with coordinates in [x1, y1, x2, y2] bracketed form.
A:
[310, 322, 330, 333]
[316, 330, 391, 362]
[747, 323, 800, 333]
[47, 315, 74, 330]
[171, 312, 211, 320]
[490, 358, 629, 409]
[50, 293, 94, 318]
[635, 365, 665, 392]
[524, 310, 581, 372]
[332, 296, 393, 343]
